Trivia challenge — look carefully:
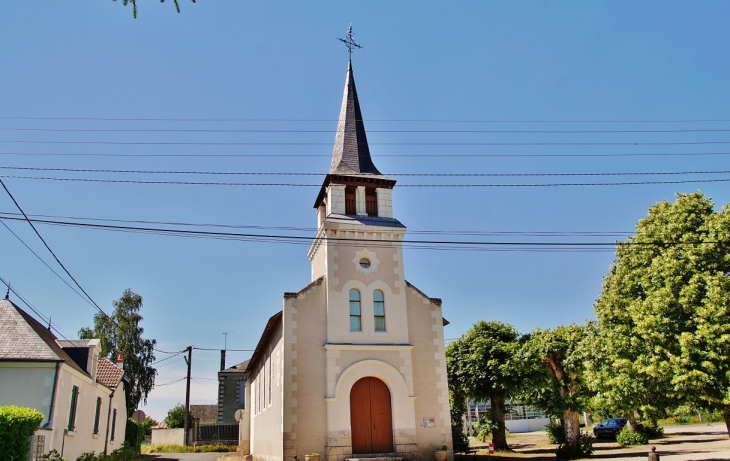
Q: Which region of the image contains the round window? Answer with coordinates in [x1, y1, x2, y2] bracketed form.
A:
[359, 258, 371, 269]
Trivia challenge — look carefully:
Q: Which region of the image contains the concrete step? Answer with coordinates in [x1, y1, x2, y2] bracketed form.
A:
[345, 455, 404, 461]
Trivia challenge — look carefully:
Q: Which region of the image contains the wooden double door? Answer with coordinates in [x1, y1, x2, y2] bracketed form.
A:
[350, 377, 394, 454]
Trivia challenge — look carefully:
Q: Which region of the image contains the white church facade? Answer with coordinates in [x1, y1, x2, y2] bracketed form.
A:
[239, 58, 453, 461]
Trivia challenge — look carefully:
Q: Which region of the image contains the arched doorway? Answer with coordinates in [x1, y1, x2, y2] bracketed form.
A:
[350, 377, 394, 454]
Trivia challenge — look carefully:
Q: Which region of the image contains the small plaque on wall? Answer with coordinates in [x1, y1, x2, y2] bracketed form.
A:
[423, 417, 436, 427]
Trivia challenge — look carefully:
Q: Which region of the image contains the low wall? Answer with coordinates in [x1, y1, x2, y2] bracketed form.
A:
[505, 417, 550, 434]
[151, 428, 185, 446]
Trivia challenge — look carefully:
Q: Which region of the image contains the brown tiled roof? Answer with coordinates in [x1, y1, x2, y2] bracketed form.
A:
[96, 357, 125, 388]
[0, 298, 88, 375]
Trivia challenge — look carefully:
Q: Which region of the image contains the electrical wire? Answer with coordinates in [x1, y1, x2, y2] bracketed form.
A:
[1, 219, 94, 307]
[2, 115, 730, 123]
[1, 174, 728, 188]
[0, 214, 720, 249]
[1, 151, 728, 158]
[3, 127, 730, 134]
[0, 211, 634, 237]
[1, 140, 729, 146]
[1, 166, 729, 178]
[0, 178, 114, 323]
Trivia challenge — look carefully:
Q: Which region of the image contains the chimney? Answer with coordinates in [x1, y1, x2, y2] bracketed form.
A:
[116, 354, 124, 369]
[220, 350, 226, 371]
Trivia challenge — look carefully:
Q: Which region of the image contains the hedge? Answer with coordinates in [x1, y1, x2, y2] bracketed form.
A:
[0, 405, 44, 461]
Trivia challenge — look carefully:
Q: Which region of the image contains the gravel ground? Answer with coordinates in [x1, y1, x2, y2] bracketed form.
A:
[469, 423, 730, 460]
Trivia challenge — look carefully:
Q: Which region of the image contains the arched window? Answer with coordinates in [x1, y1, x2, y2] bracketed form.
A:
[373, 290, 386, 332]
[349, 289, 362, 332]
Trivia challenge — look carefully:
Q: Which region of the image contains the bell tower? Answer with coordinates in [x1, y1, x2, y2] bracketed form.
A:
[308, 55, 409, 345]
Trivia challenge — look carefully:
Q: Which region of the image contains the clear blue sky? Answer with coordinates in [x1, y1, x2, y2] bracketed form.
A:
[1, 1, 728, 421]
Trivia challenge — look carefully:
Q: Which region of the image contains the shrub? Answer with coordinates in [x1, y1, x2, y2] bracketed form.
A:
[0, 405, 45, 461]
[555, 432, 594, 460]
[616, 427, 648, 446]
[76, 454, 98, 461]
[546, 421, 566, 445]
[644, 423, 664, 439]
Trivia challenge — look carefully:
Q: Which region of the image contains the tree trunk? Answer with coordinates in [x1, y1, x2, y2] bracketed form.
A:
[722, 409, 730, 439]
[563, 410, 581, 448]
[650, 416, 658, 427]
[491, 394, 509, 451]
[626, 411, 637, 433]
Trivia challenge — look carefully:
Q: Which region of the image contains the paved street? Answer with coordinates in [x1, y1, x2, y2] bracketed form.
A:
[146, 453, 236, 461]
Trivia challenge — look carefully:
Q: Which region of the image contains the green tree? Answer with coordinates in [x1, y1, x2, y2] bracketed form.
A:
[518, 324, 594, 451]
[113, 0, 196, 19]
[589, 192, 730, 436]
[446, 320, 522, 450]
[165, 403, 193, 429]
[79, 289, 157, 415]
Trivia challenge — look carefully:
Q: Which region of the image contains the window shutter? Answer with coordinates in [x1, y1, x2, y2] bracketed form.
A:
[93, 397, 102, 434]
[68, 386, 79, 432]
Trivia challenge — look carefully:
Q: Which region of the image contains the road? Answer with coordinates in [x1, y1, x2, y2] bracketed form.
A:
[146, 453, 237, 461]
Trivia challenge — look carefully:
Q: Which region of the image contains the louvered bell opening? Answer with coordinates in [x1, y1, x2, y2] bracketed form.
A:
[345, 187, 356, 215]
[366, 189, 378, 217]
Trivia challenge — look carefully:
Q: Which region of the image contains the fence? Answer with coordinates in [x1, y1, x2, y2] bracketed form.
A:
[196, 423, 239, 445]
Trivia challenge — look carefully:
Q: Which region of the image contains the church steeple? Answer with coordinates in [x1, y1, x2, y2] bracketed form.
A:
[329, 61, 381, 176]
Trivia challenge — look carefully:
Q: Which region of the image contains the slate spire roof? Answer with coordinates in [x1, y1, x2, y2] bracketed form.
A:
[329, 61, 382, 176]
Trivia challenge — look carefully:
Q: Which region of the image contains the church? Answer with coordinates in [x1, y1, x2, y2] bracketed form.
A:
[239, 53, 453, 461]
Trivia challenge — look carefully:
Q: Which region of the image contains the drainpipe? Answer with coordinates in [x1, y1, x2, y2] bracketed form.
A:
[103, 388, 116, 455]
[43, 362, 61, 429]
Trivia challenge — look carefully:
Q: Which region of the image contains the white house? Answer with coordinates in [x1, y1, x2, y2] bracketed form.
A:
[239, 59, 453, 461]
[0, 297, 128, 460]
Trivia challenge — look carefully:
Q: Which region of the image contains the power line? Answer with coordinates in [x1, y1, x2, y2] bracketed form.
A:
[1, 115, 730, 123]
[0, 211, 633, 237]
[1, 219, 97, 308]
[1, 174, 728, 188]
[0, 178, 113, 322]
[1, 166, 729, 178]
[1, 140, 729, 147]
[192, 347, 254, 351]
[0, 214, 720, 249]
[1, 151, 728, 158]
[0, 275, 90, 350]
[3, 127, 730, 134]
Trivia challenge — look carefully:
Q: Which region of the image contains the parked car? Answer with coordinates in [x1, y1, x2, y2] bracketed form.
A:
[593, 418, 645, 438]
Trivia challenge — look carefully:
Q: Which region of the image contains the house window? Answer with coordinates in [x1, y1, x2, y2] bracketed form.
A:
[366, 189, 378, 216]
[349, 289, 361, 331]
[93, 397, 102, 435]
[276, 351, 280, 387]
[238, 381, 245, 407]
[374, 290, 386, 332]
[345, 187, 356, 215]
[67, 385, 79, 432]
[110, 408, 117, 441]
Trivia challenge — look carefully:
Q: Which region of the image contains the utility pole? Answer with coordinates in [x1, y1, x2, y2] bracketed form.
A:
[183, 346, 192, 446]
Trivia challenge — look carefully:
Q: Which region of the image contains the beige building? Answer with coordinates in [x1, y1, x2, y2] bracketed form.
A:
[0, 298, 128, 460]
[240, 60, 453, 461]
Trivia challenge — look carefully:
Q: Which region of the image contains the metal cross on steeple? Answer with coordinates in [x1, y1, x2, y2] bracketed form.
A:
[338, 24, 362, 61]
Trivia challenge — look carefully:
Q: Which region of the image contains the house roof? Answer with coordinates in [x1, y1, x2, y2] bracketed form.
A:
[244, 311, 282, 374]
[0, 298, 88, 374]
[405, 280, 449, 325]
[96, 357, 125, 388]
[220, 359, 250, 374]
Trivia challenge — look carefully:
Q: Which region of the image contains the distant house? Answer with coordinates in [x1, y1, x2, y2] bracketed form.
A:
[0, 297, 128, 460]
[191, 404, 218, 424]
[217, 360, 249, 424]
